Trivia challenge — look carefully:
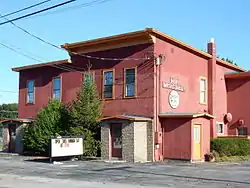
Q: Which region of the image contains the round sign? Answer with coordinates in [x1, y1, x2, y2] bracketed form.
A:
[168, 90, 180, 109]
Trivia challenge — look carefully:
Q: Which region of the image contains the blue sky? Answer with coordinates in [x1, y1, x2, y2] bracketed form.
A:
[0, 0, 249, 104]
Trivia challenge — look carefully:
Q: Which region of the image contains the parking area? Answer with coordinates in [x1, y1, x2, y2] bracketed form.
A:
[0, 155, 250, 187]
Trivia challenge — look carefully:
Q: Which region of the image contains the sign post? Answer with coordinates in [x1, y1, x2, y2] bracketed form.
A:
[50, 136, 84, 163]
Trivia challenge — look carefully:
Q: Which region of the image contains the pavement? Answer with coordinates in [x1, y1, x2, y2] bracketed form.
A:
[0, 155, 250, 187]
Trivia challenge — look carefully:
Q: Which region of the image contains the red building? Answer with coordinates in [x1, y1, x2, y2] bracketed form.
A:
[10, 28, 248, 162]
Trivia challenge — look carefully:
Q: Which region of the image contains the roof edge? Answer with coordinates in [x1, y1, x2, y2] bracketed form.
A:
[12, 59, 72, 72]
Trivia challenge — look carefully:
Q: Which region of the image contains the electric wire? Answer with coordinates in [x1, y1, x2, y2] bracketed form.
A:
[0, 0, 78, 26]
[0, 0, 52, 18]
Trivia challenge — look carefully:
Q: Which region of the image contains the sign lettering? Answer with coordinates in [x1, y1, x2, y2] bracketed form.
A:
[162, 77, 184, 92]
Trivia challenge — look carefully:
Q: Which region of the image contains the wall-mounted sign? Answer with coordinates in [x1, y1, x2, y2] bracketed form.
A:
[168, 90, 180, 109]
[162, 77, 184, 92]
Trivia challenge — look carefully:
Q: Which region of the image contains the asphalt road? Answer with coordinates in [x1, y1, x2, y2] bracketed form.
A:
[0, 155, 250, 187]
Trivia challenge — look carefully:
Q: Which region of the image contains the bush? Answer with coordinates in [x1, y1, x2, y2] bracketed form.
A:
[211, 138, 250, 156]
[70, 126, 100, 157]
[23, 100, 70, 156]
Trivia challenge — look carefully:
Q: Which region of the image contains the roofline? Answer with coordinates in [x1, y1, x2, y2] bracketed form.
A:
[12, 59, 72, 72]
[0, 118, 33, 124]
[158, 113, 215, 119]
[225, 72, 250, 79]
[61, 28, 246, 72]
[98, 115, 152, 121]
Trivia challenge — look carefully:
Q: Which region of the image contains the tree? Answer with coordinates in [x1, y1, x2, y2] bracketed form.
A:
[0, 103, 18, 121]
[70, 73, 102, 156]
[23, 100, 70, 156]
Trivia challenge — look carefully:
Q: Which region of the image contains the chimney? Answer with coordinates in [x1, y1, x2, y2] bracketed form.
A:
[207, 38, 217, 138]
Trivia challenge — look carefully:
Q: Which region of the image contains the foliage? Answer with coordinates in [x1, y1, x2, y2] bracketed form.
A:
[23, 100, 70, 156]
[217, 56, 238, 66]
[70, 75, 103, 156]
[70, 126, 100, 157]
[0, 103, 18, 121]
[211, 138, 250, 157]
[70, 77, 102, 131]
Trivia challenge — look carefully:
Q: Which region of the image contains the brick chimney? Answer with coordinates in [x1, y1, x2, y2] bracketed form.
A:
[207, 38, 217, 138]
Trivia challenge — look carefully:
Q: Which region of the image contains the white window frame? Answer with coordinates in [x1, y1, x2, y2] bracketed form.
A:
[216, 122, 224, 135]
[199, 77, 207, 104]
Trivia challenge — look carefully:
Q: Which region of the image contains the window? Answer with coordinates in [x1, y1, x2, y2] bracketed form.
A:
[103, 70, 114, 99]
[125, 68, 136, 97]
[53, 77, 61, 100]
[27, 80, 35, 104]
[238, 127, 248, 136]
[84, 72, 94, 84]
[199, 77, 207, 104]
[216, 122, 224, 134]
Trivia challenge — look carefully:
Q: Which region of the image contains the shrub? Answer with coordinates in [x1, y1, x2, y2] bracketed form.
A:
[70, 126, 100, 157]
[211, 138, 250, 156]
[23, 100, 70, 156]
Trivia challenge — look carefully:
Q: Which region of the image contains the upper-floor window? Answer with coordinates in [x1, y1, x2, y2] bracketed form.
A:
[103, 70, 114, 99]
[125, 68, 136, 97]
[199, 77, 207, 104]
[84, 72, 94, 84]
[53, 77, 61, 100]
[27, 80, 35, 104]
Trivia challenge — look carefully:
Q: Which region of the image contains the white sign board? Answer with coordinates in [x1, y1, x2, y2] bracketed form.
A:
[50, 137, 83, 157]
[168, 90, 180, 109]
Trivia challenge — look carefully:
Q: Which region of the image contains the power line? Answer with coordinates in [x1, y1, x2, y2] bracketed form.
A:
[0, 90, 18, 94]
[30, 0, 114, 19]
[0, 0, 78, 26]
[0, 0, 52, 18]
[0, 41, 80, 73]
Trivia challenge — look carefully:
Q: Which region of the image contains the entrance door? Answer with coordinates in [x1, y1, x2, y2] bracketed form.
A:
[8, 124, 17, 153]
[193, 124, 201, 160]
[111, 124, 122, 158]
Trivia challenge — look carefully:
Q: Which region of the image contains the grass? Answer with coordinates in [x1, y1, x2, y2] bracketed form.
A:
[216, 155, 250, 162]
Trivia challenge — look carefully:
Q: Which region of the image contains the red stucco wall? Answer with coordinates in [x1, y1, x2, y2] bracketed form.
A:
[155, 38, 209, 114]
[18, 43, 155, 119]
[226, 78, 250, 135]
[162, 118, 191, 160]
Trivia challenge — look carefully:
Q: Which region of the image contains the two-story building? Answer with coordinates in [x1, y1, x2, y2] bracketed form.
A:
[6, 28, 250, 162]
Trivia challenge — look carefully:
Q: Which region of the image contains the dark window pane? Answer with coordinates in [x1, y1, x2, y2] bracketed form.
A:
[104, 71, 113, 98]
[125, 69, 135, 97]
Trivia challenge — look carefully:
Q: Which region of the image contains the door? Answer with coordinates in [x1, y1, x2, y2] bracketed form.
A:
[111, 124, 122, 158]
[8, 124, 17, 153]
[193, 124, 201, 160]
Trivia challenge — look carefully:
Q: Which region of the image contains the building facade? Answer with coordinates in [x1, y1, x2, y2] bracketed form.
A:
[11, 28, 247, 162]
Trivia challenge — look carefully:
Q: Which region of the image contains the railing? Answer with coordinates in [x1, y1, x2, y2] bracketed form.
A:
[217, 135, 250, 139]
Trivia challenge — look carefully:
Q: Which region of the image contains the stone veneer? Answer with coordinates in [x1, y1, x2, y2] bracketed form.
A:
[101, 120, 153, 162]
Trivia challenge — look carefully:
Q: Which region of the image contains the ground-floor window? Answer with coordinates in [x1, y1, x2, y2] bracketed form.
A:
[238, 127, 248, 136]
[216, 122, 224, 135]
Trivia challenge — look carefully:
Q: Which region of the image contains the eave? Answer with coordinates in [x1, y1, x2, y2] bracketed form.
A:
[12, 59, 72, 72]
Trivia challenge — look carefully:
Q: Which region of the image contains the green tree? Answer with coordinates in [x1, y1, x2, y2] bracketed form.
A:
[0, 103, 18, 121]
[23, 100, 70, 155]
[70, 73, 102, 156]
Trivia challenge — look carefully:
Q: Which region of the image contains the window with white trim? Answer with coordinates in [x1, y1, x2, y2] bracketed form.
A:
[199, 77, 207, 104]
[238, 127, 248, 136]
[216, 122, 224, 134]
[27, 80, 35, 104]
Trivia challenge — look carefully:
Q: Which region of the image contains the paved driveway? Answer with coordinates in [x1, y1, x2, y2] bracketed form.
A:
[0, 155, 250, 187]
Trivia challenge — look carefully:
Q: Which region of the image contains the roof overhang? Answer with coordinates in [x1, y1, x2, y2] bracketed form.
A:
[98, 115, 152, 122]
[0, 118, 33, 124]
[159, 112, 215, 119]
[12, 59, 72, 72]
[225, 71, 250, 79]
[61, 28, 245, 72]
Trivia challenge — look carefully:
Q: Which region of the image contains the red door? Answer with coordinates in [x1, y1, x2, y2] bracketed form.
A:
[111, 124, 122, 158]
